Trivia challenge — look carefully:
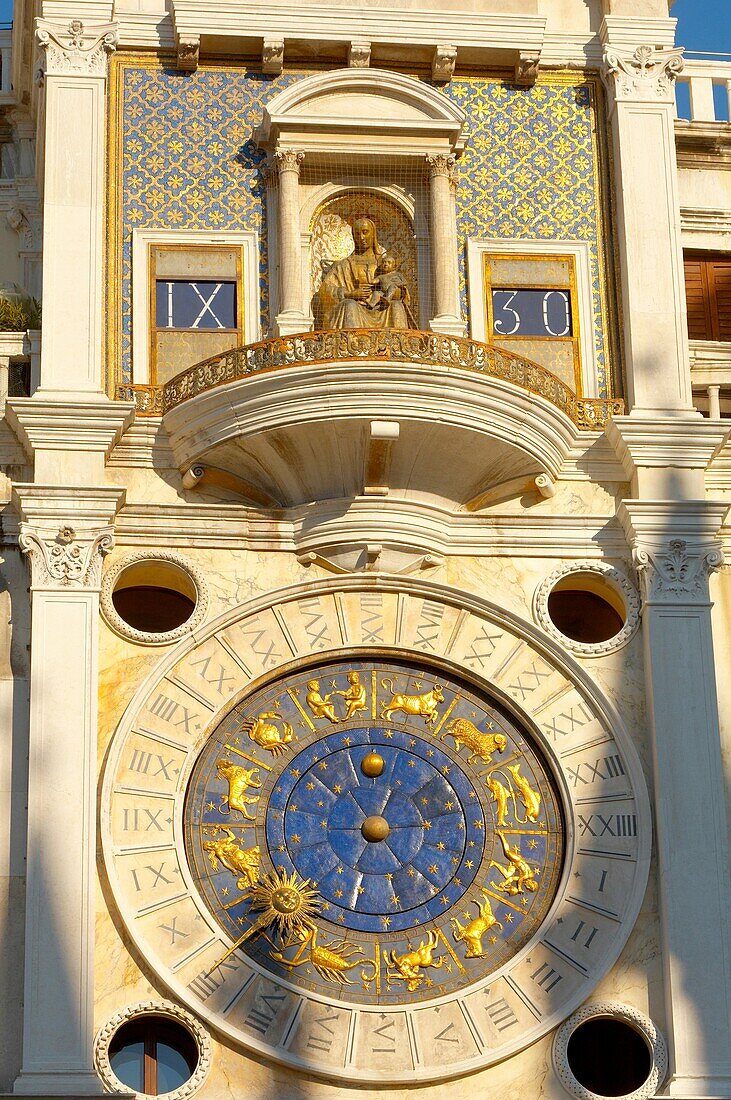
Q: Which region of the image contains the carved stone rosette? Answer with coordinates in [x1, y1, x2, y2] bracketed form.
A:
[35, 19, 118, 79]
[634, 538, 724, 605]
[601, 45, 684, 104]
[19, 523, 115, 589]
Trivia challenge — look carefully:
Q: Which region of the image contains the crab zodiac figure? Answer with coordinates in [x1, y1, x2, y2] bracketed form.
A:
[243, 711, 294, 756]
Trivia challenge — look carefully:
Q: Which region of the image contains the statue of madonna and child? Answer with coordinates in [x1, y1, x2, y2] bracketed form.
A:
[317, 216, 418, 331]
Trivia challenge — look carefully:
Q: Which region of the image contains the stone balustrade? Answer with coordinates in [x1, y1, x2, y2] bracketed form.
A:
[0, 25, 12, 100]
[676, 59, 731, 123]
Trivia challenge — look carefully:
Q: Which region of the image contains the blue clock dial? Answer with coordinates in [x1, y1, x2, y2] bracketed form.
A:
[184, 658, 565, 1005]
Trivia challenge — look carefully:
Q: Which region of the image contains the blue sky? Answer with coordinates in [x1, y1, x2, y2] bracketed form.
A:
[0, 1, 727, 52]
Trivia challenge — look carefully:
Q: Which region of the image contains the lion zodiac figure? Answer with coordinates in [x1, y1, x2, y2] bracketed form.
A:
[385, 930, 444, 992]
[451, 888, 504, 959]
[242, 711, 294, 756]
[443, 718, 507, 765]
[216, 759, 261, 820]
[202, 827, 260, 890]
[380, 679, 444, 725]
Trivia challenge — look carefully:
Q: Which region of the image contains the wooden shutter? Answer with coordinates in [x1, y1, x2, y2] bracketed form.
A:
[684, 254, 731, 341]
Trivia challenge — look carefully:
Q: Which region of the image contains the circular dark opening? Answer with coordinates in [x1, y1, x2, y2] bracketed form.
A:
[109, 1015, 198, 1095]
[548, 589, 624, 644]
[567, 1017, 652, 1097]
[112, 585, 195, 634]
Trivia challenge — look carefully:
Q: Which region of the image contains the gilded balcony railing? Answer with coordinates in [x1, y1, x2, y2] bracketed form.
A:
[117, 329, 624, 430]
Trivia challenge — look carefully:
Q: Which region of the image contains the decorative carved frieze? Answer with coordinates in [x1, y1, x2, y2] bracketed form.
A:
[601, 44, 684, 103]
[35, 19, 118, 79]
[432, 45, 457, 84]
[634, 538, 723, 604]
[273, 148, 305, 175]
[19, 523, 115, 588]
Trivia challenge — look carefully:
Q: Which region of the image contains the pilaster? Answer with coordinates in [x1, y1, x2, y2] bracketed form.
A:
[34, 17, 117, 395]
[600, 18, 690, 414]
[11, 485, 125, 1097]
[617, 500, 731, 1099]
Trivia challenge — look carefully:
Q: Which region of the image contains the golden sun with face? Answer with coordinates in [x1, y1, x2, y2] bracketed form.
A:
[248, 868, 321, 939]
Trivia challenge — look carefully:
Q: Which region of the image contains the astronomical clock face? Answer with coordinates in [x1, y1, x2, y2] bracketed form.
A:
[102, 581, 650, 1084]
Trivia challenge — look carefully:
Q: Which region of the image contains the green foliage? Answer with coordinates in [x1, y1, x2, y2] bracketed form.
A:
[0, 296, 41, 331]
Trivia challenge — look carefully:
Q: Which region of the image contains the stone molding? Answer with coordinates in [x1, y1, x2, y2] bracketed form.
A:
[94, 1000, 212, 1099]
[533, 560, 640, 657]
[606, 416, 729, 481]
[553, 1001, 668, 1100]
[35, 18, 118, 79]
[18, 522, 114, 589]
[100, 550, 210, 645]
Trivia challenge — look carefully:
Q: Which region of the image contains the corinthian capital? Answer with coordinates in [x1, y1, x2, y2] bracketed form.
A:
[35, 18, 118, 79]
[633, 539, 723, 605]
[601, 44, 684, 103]
[425, 153, 456, 179]
[273, 149, 305, 175]
[19, 523, 115, 589]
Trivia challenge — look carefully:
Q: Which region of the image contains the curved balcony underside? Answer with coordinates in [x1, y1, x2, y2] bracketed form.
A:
[118, 331, 624, 521]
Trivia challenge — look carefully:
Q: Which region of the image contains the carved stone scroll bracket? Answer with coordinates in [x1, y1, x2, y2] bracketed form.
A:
[35, 19, 118, 80]
[364, 420, 399, 497]
[432, 45, 457, 84]
[601, 44, 684, 104]
[633, 540, 724, 606]
[263, 38, 285, 75]
[349, 40, 371, 68]
[515, 51, 540, 86]
[176, 34, 200, 72]
[19, 523, 115, 589]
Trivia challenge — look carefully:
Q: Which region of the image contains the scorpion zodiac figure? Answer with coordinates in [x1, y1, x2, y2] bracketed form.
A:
[242, 711, 294, 756]
[216, 759, 262, 820]
[489, 830, 540, 896]
[385, 930, 444, 992]
[270, 924, 376, 985]
[450, 889, 504, 958]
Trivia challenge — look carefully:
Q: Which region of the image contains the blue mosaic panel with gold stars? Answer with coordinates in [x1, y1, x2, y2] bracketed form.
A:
[114, 63, 613, 394]
[184, 658, 564, 1006]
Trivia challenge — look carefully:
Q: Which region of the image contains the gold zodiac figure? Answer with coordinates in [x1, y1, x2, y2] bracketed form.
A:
[202, 827, 260, 890]
[334, 670, 367, 721]
[305, 679, 339, 723]
[486, 774, 510, 826]
[450, 888, 504, 958]
[385, 930, 444, 992]
[489, 831, 539, 896]
[380, 679, 444, 725]
[270, 924, 376, 985]
[443, 718, 507, 765]
[506, 764, 541, 823]
[243, 711, 294, 756]
[216, 759, 261, 820]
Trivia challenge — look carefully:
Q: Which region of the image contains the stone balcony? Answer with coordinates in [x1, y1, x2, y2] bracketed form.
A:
[117, 331, 623, 541]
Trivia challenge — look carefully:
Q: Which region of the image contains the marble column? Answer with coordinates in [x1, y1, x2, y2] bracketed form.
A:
[600, 23, 692, 413]
[12, 486, 125, 1096]
[34, 19, 117, 395]
[425, 153, 464, 337]
[273, 149, 308, 337]
[618, 500, 731, 1099]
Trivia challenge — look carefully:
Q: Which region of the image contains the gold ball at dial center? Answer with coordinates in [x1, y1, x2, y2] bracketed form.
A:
[361, 815, 390, 843]
[361, 751, 385, 778]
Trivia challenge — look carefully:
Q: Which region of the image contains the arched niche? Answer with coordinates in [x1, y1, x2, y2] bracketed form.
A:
[257, 69, 466, 337]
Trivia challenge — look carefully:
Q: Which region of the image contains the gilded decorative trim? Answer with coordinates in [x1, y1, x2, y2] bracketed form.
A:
[116, 329, 624, 428]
